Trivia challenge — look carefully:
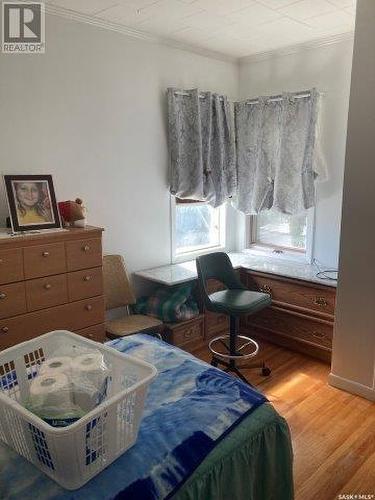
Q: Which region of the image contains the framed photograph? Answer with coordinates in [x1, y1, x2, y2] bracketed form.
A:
[4, 175, 61, 232]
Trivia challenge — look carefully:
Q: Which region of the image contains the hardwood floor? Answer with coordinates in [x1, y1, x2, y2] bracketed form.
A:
[193, 340, 375, 500]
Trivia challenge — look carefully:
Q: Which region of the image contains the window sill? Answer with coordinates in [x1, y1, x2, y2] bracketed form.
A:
[245, 245, 311, 264]
[172, 245, 226, 264]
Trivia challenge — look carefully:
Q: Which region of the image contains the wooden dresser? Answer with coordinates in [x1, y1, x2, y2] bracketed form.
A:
[240, 270, 336, 362]
[163, 279, 230, 354]
[0, 226, 105, 351]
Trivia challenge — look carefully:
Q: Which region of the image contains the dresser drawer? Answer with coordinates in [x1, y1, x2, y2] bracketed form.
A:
[66, 238, 102, 272]
[0, 282, 27, 319]
[24, 243, 66, 279]
[76, 324, 105, 343]
[0, 315, 37, 350]
[0, 249, 24, 284]
[65, 296, 105, 331]
[0, 296, 105, 351]
[67, 267, 103, 302]
[172, 320, 203, 346]
[165, 315, 204, 350]
[25, 274, 68, 312]
[249, 307, 333, 349]
[205, 311, 229, 339]
[248, 273, 336, 317]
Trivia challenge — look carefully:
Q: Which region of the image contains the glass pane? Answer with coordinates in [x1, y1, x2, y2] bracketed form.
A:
[256, 210, 307, 251]
[176, 204, 220, 254]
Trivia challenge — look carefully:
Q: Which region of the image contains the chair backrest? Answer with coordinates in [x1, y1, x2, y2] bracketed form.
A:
[103, 254, 136, 310]
[196, 252, 245, 309]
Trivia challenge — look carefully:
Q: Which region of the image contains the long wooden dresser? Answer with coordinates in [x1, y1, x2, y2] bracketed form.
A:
[135, 255, 337, 363]
[0, 226, 105, 351]
[240, 269, 336, 362]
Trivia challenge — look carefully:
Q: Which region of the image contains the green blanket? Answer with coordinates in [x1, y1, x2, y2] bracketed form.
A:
[173, 403, 294, 500]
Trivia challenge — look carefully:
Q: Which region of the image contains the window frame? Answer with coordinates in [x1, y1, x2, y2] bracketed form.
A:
[246, 208, 315, 263]
[171, 196, 227, 263]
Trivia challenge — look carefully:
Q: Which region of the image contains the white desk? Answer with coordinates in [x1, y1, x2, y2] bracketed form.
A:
[134, 251, 337, 288]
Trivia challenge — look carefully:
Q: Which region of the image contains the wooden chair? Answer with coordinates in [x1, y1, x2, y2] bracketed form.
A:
[103, 254, 163, 339]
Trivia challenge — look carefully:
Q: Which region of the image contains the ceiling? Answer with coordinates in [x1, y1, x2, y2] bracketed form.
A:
[44, 0, 357, 59]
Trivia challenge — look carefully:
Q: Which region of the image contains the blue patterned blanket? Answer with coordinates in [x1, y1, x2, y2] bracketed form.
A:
[0, 334, 267, 500]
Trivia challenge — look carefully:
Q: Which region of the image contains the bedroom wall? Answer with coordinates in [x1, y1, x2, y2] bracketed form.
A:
[329, 0, 375, 402]
[238, 38, 354, 268]
[0, 13, 355, 285]
[0, 14, 238, 285]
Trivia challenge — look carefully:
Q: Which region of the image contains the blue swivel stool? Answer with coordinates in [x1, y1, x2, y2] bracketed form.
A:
[196, 252, 272, 385]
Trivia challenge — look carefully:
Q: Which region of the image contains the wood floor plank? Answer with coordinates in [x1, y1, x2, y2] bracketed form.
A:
[342, 452, 375, 493]
[193, 340, 375, 500]
[296, 415, 375, 500]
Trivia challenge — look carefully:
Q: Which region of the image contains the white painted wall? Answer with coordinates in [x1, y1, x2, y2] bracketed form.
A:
[329, 0, 375, 402]
[0, 14, 238, 286]
[0, 13, 356, 291]
[238, 40, 354, 268]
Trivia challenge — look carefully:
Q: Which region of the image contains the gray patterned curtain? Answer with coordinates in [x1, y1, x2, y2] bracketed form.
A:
[167, 88, 236, 208]
[234, 89, 319, 215]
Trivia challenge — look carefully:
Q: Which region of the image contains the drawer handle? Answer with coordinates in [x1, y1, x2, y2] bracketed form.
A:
[83, 275, 91, 282]
[85, 304, 93, 311]
[1, 327, 9, 334]
[184, 330, 193, 339]
[312, 331, 326, 339]
[44, 284, 52, 290]
[313, 296, 328, 307]
[42, 251, 50, 257]
[82, 245, 90, 252]
[260, 285, 272, 295]
[88, 333, 94, 339]
[0, 259, 3, 264]
[0, 293, 7, 300]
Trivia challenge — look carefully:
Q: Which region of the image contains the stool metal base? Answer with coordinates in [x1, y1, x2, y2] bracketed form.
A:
[210, 356, 271, 385]
[209, 334, 259, 360]
[209, 332, 271, 385]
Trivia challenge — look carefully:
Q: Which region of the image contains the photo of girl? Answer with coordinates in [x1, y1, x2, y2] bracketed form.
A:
[4, 175, 61, 232]
[12, 181, 54, 225]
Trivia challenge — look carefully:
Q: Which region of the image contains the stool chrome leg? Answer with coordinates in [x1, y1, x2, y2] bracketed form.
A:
[208, 331, 271, 384]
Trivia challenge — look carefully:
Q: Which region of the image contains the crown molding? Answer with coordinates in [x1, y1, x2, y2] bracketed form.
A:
[43, 3, 237, 64]
[239, 31, 354, 65]
[31, 2, 354, 65]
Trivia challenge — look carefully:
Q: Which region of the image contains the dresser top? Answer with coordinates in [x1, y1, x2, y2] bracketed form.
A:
[0, 226, 103, 248]
[135, 251, 337, 288]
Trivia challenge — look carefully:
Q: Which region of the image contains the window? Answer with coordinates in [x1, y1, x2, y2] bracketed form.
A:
[173, 199, 225, 259]
[248, 209, 314, 260]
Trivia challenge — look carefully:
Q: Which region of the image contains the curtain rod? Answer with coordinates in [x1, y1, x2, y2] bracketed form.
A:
[173, 91, 225, 101]
[172, 89, 318, 104]
[244, 90, 312, 106]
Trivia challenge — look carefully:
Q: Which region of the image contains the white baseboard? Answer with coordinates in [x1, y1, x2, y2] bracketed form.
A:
[328, 373, 375, 402]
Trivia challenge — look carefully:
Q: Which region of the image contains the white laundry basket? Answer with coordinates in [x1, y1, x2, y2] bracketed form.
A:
[0, 330, 157, 490]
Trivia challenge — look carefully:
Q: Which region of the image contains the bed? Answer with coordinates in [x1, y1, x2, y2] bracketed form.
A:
[0, 334, 293, 500]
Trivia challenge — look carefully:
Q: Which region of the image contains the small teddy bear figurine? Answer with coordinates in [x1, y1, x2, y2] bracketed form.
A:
[58, 198, 87, 228]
